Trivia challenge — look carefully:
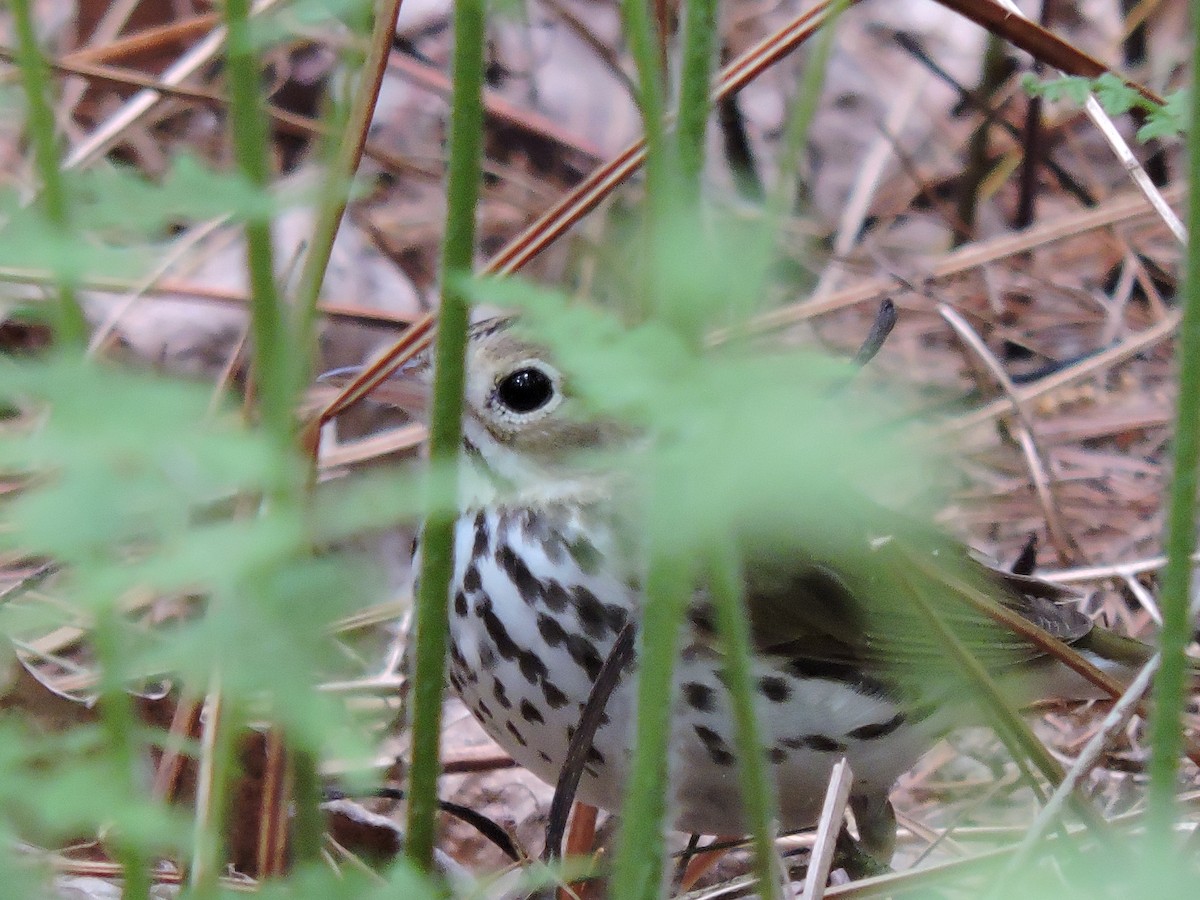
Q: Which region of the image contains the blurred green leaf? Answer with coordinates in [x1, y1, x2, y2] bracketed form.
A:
[1023, 73, 1187, 144]
[1138, 89, 1189, 141]
[250, 0, 376, 46]
[68, 155, 279, 233]
[0, 356, 292, 574]
[0, 722, 188, 855]
[0, 205, 147, 279]
[1091, 72, 1143, 115]
[248, 858, 441, 899]
[1022, 73, 1094, 106]
[0, 352, 383, 853]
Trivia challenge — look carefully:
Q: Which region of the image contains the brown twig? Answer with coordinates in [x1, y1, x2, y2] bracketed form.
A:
[932, 0, 1162, 104]
[255, 729, 289, 878]
[292, 0, 408, 353]
[62, 14, 221, 67]
[388, 51, 604, 163]
[485, 0, 840, 277]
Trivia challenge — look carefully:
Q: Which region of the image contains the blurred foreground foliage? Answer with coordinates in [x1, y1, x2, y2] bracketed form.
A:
[0, 0, 1196, 895]
[0, 354, 437, 894]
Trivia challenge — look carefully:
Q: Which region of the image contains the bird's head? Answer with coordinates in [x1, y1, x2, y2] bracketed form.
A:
[327, 318, 632, 498]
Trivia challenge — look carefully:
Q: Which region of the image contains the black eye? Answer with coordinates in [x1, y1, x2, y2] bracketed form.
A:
[496, 367, 555, 414]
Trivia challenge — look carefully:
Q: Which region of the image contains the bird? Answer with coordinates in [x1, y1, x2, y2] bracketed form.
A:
[396, 315, 1159, 861]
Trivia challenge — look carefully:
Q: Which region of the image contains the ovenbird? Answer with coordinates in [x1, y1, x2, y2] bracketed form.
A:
[397, 316, 1157, 860]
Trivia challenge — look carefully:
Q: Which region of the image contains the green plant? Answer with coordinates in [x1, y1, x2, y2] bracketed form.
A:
[1023, 72, 1190, 142]
[0, 2, 429, 898]
[2, 1, 1199, 898]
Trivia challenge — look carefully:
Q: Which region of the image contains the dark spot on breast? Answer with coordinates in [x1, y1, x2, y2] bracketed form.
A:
[478, 642, 496, 669]
[538, 750, 552, 763]
[542, 680, 568, 709]
[454, 591, 469, 617]
[519, 698, 545, 724]
[683, 682, 715, 712]
[846, 713, 905, 741]
[505, 720, 528, 747]
[782, 734, 847, 754]
[566, 633, 604, 681]
[492, 678, 513, 710]
[448, 671, 462, 692]
[517, 648, 548, 685]
[573, 586, 610, 638]
[519, 508, 549, 543]
[496, 543, 543, 605]
[473, 511, 489, 558]
[476, 699, 493, 720]
[478, 597, 545, 686]
[786, 658, 895, 700]
[687, 603, 716, 635]
[479, 598, 519, 660]
[542, 579, 571, 613]
[692, 724, 735, 766]
[758, 676, 790, 703]
[537, 613, 568, 646]
[537, 613, 603, 681]
[768, 746, 788, 764]
[463, 563, 482, 594]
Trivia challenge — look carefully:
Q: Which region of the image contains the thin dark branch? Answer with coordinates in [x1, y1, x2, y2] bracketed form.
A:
[891, 31, 1095, 209]
[717, 69, 765, 200]
[542, 621, 637, 862]
[1014, 0, 1054, 229]
[324, 787, 524, 862]
[672, 833, 704, 891]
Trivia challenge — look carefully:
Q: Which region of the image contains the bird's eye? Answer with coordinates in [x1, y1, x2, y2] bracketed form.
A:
[495, 366, 556, 415]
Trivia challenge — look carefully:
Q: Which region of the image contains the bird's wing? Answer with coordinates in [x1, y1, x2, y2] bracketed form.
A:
[733, 529, 1095, 685]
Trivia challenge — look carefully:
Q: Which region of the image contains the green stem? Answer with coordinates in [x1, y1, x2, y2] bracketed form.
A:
[735, 0, 845, 314]
[1144, 0, 1200, 850]
[709, 541, 779, 900]
[188, 684, 237, 900]
[621, 0, 672, 210]
[404, 0, 487, 874]
[222, 0, 320, 879]
[675, 0, 718, 206]
[11, 0, 87, 347]
[292, 0, 405, 366]
[288, 747, 325, 870]
[222, 0, 293, 452]
[610, 482, 693, 900]
[893, 553, 1119, 863]
[91, 608, 151, 900]
[768, 0, 845, 225]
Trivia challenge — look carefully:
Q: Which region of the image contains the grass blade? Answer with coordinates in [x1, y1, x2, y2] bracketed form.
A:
[404, 0, 488, 873]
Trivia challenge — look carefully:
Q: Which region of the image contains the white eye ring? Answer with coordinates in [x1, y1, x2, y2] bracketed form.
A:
[491, 360, 561, 419]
